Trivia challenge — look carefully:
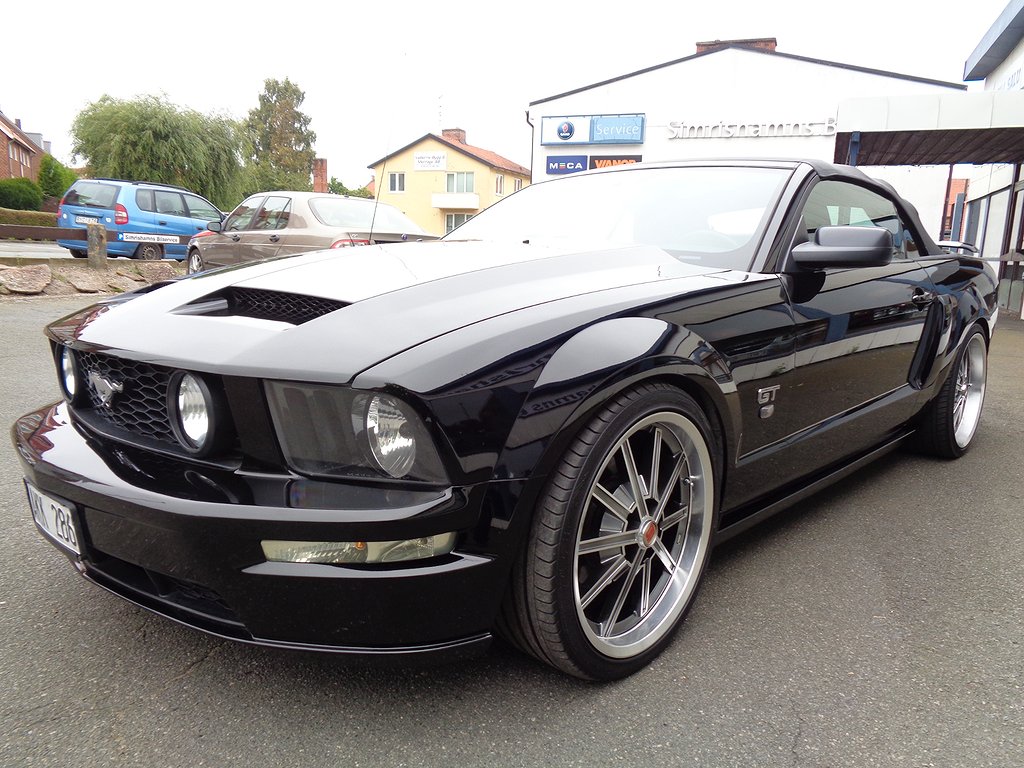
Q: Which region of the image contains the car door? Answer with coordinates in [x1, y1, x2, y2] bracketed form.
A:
[152, 190, 197, 257]
[236, 195, 292, 263]
[203, 196, 264, 267]
[773, 179, 936, 469]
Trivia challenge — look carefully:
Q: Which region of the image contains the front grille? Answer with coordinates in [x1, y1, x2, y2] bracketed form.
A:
[222, 287, 345, 325]
[78, 351, 176, 444]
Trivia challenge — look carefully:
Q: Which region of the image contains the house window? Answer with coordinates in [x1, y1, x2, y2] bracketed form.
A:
[446, 213, 473, 233]
[495, 175, 504, 196]
[446, 172, 474, 194]
[389, 172, 405, 193]
[514, 178, 524, 192]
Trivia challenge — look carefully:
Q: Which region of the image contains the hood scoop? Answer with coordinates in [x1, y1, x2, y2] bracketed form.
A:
[175, 286, 347, 326]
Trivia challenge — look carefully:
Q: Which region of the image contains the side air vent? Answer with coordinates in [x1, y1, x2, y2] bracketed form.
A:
[177, 287, 347, 325]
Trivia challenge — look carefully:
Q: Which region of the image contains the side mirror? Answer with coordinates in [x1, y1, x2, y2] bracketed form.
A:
[207, 220, 222, 233]
[791, 226, 893, 269]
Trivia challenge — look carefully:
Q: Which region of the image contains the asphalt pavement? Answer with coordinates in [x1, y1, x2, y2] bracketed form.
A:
[0, 241, 68, 259]
[0, 295, 1021, 768]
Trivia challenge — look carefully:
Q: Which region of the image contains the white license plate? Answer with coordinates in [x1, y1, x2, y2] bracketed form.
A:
[74, 215, 98, 225]
[26, 483, 81, 555]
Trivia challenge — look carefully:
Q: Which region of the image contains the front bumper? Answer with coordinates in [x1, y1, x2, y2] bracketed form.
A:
[12, 402, 509, 661]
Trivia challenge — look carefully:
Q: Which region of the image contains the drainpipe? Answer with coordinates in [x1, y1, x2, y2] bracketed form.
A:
[525, 110, 535, 183]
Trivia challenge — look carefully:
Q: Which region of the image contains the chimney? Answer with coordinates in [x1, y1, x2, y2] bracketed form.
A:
[15, 118, 22, 129]
[442, 128, 467, 144]
[695, 37, 777, 54]
[313, 158, 328, 193]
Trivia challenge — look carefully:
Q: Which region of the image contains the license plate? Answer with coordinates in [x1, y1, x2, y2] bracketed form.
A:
[25, 483, 81, 555]
[75, 215, 99, 225]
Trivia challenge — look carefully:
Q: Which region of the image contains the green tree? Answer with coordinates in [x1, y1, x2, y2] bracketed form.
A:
[37, 154, 78, 198]
[327, 176, 373, 198]
[70, 95, 244, 210]
[244, 78, 316, 193]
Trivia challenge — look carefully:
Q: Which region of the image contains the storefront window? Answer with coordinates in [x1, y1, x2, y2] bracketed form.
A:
[981, 189, 1009, 260]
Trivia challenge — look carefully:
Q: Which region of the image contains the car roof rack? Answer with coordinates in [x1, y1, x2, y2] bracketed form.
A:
[92, 178, 193, 193]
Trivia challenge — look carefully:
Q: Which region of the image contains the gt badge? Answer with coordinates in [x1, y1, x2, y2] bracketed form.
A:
[757, 385, 780, 419]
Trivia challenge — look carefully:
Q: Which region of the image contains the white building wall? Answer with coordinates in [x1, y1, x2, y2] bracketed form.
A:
[529, 48, 965, 239]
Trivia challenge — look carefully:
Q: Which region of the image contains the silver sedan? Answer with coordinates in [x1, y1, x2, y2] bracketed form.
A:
[187, 191, 436, 273]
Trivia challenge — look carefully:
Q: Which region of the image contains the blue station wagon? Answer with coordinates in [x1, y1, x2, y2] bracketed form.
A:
[57, 179, 223, 260]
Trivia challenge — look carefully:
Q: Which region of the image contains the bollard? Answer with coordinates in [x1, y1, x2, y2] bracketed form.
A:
[86, 222, 108, 270]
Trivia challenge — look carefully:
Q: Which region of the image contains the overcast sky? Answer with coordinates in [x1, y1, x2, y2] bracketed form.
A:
[2, 0, 1011, 191]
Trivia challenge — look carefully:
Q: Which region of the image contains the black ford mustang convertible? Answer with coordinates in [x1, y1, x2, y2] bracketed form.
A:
[12, 160, 997, 680]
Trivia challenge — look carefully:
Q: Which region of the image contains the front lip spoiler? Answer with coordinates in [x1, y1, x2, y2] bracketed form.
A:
[81, 561, 493, 664]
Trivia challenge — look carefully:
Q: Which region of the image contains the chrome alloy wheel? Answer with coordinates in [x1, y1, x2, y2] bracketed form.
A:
[953, 333, 987, 448]
[573, 411, 714, 658]
[187, 250, 203, 274]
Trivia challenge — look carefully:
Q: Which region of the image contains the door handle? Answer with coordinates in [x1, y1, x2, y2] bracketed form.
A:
[911, 289, 936, 307]
[269, 234, 280, 243]
[231, 234, 241, 242]
[158, 220, 167, 225]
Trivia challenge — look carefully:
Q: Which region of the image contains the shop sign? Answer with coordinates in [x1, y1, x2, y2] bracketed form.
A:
[541, 114, 646, 145]
[668, 118, 837, 139]
[589, 155, 642, 169]
[589, 115, 645, 144]
[414, 152, 447, 170]
[546, 155, 588, 174]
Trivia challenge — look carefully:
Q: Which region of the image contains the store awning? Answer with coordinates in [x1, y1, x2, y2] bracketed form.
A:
[833, 91, 1024, 165]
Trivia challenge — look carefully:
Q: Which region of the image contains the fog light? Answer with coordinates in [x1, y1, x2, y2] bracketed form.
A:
[261, 533, 456, 565]
[57, 346, 79, 401]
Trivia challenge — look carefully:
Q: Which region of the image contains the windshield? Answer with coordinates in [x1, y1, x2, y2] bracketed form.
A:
[446, 165, 792, 270]
[308, 197, 426, 234]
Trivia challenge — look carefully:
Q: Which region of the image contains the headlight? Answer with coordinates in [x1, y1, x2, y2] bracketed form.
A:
[264, 382, 447, 483]
[366, 394, 416, 478]
[55, 345, 80, 403]
[168, 372, 229, 455]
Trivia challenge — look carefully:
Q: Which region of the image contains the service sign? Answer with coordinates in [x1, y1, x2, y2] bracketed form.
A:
[546, 155, 588, 174]
[414, 152, 447, 171]
[541, 115, 646, 145]
[589, 155, 642, 169]
[117, 233, 181, 244]
[589, 115, 645, 144]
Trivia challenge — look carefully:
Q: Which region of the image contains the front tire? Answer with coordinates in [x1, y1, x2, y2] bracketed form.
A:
[187, 248, 204, 274]
[917, 325, 988, 458]
[135, 243, 162, 260]
[501, 383, 718, 680]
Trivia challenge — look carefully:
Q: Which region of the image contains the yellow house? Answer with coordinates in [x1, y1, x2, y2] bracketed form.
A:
[368, 128, 530, 236]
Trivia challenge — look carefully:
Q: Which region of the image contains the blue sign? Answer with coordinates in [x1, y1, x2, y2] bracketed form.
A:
[556, 121, 575, 140]
[589, 115, 645, 144]
[546, 155, 587, 174]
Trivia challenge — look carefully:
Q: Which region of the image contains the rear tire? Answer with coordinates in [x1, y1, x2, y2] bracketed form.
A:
[70, 249, 87, 259]
[136, 243, 162, 260]
[500, 382, 718, 680]
[916, 325, 988, 458]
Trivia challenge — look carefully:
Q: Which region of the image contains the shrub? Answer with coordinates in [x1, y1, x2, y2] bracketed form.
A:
[0, 207, 57, 226]
[37, 154, 78, 198]
[0, 177, 44, 211]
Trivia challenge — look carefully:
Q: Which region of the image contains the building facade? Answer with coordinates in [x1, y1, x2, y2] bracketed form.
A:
[527, 39, 966, 235]
[0, 111, 43, 182]
[369, 128, 530, 236]
[963, 0, 1024, 313]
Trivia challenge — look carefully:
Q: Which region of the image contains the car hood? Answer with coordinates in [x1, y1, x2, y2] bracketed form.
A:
[51, 240, 727, 383]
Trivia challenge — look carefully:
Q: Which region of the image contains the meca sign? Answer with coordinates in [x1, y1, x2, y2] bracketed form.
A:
[668, 118, 837, 139]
